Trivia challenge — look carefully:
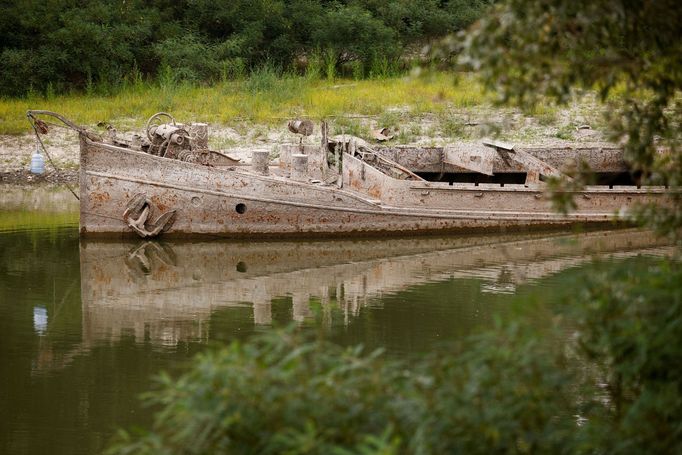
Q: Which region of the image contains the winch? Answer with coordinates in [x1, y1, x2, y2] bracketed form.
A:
[151, 124, 186, 144]
[144, 112, 191, 158]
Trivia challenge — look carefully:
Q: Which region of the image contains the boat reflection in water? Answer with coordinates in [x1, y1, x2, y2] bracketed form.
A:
[80, 228, 672, 347]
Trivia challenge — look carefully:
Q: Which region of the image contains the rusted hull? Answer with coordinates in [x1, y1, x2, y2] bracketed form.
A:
[79, 138, 664, 238]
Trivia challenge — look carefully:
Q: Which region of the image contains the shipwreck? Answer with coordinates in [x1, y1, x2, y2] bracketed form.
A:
[27, 110, 668, 238]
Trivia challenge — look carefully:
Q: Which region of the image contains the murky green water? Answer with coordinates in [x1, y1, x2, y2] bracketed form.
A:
[0, 202, 674, 454]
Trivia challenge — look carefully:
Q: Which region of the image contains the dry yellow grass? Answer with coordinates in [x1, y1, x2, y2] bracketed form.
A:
[0, 72, 489, 135]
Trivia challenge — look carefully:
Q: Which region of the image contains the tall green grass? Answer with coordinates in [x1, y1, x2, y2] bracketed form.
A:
[0, 71, 489, 135]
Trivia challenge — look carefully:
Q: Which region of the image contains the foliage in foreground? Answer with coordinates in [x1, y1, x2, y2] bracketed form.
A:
[108, 327, 576, 455]
[571, 259, 682, 453]
[108, 258, 682, 454]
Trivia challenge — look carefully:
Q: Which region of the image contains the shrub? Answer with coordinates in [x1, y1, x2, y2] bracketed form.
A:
[106, 331, 414, 454]
[221, 58, 247, 81]
[311, 5, 400, 75]
[245, 64, 281, 94]
[0, 1, 489, 96]
[305, 49, 323, 81]
[568, 258, 682, 453]
[153, 35, 221, 83]
[106, 326, 580, 454]
[323, 48, 338, 81]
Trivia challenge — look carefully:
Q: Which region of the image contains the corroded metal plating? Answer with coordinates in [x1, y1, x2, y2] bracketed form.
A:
[79, 130, 668, 238]
[19, 109, 665, 239]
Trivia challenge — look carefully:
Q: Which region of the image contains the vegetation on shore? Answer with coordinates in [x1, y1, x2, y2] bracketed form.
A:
[0, 71, 487, 136]
[5, 0, 676, 452]
[1, 0, 573, 143]
[1, 70, 606, 148]
[0, 0, 494, 97]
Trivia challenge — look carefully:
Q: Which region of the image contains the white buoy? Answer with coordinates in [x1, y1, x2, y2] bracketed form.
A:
[30, 150, 45, 175]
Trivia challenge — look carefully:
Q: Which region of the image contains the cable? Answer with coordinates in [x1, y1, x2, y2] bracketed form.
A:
[28, 116, 79, 200]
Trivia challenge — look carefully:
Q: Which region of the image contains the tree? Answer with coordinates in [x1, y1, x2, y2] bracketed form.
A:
[312, 4, 400, 69]
[0, 0, 494, 95]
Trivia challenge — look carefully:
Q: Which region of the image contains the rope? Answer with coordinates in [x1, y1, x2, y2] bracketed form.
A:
[27, 115, 80, 200]
[39, 120, 73, 131]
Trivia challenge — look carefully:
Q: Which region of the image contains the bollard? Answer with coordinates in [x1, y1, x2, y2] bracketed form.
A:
[251, 150, 270, 175]
[189, 123, 208, 150]
[291, 153, 308, 182]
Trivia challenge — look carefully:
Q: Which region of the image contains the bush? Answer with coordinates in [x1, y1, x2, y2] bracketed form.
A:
[413, 326, 579, 454]
[106, 326, 580, 454]
[0, 49, 41, 96]
[569, 258, 682, 453]
[106, 331, 415, 454]
[153, 35, 221, 83]
[0, 1, 493, 96]
[311, 5, 400, 74]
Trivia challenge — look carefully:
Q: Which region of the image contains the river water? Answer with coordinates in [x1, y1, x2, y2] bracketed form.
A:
[0, 192, 675, 455]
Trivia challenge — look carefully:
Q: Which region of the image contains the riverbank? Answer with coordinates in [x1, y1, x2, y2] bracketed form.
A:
[1, 72, 609, 184]
[3, 72, 484, 135]
[1, 169, 78, 185]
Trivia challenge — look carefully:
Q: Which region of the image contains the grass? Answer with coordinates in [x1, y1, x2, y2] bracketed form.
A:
[526, 103, 559, 126]
[332, 117, 370, 137]
[555, 125, 575, 140]
[0, 71, 611, 147]
[437, 112, 471, 139]
[0, 72, 489, 135]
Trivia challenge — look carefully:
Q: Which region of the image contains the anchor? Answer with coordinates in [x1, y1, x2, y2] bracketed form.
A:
[123, 193, 176, 238]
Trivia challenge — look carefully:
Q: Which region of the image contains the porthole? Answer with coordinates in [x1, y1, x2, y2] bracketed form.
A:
[235, 203, 247, 214]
